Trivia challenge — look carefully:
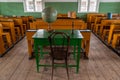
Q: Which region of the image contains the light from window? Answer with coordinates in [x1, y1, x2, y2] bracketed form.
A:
[78, 0, 99, 13]
[35, 0, 42, 12]
[24, 0, 44, 12]
[26, 0, 34, 12]
[81, 0, 88, 12]
[89, 0, 97, 12]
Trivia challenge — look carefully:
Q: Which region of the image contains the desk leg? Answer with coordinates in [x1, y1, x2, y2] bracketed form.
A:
[34, 42, 39, 72]
[27, 40, 33, 59]
[112, 34, 118, 48]
[0, 35, 5, 56]
[76, 41, 82, 73]
[40, 46, 44, 59]
[85, 40, 90, 59]
[73, 45, 77, 59]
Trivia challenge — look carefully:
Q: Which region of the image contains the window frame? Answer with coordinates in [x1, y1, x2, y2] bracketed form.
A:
[23, 0, 45, 12]
[78, 0, 100, 13]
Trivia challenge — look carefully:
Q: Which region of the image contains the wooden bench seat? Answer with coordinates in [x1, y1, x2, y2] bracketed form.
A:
[13, 18, 26, 37]
[29, 21, 37, 30]
[93, 16, 107, 33]
[21, 16, 29, 30]
[0, 34, 5, 56]
[112, 33, 120, 48]
[30, 19, 86, 30]
[101, 21, 120, 41]
[0, 17, 26, 37]
[107, 24, 120, 45]
[99, 19, 120, 38]
[0, 24, 12, 56]
[0, 21, 16, 43]
[87, 13, 105, 29]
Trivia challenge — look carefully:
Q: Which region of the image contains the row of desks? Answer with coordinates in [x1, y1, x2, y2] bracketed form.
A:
[88, 14, 120, 54]
[0, 17, 28, 56]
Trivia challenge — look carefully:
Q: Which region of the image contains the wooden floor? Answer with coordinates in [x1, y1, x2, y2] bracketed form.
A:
[0, 33, 120, 80]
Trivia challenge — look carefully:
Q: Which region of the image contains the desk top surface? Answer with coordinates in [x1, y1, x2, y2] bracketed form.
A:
[32, 29, 83, 39]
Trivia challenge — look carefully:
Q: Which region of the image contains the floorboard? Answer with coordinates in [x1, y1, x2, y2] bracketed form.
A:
[0, 34, 120, 80]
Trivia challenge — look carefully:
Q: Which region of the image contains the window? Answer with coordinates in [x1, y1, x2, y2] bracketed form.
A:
[78, 0, 99, 13]
[24, 0, 44, 12]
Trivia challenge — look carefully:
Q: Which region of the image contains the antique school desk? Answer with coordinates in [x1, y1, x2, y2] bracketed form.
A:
[32, 29, 83, 73]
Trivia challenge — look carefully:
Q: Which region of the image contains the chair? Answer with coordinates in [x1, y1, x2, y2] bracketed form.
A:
[48, 32, 70, 80]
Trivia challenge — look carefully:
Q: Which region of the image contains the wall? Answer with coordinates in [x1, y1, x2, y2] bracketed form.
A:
[0, 1, 120, 21]
[99, 2, 120, 13]
[0, 2, 1, 14]
[0, 2, 79, 18]
[0, 2, 41, 18]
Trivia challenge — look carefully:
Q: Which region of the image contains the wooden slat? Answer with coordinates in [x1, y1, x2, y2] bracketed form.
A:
[0, 33, 120, 80]
[90, 34, 120, 80]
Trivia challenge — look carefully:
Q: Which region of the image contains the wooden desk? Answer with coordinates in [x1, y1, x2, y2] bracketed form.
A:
[80, 30, 91, 58]
[0, 21, 16, 43]
[112, 33, 120, 48]
[26, 30, 37, 58]
[107, 24, 120, 44]
[99, 19, 120, 37]
[0, 34, 5, 56]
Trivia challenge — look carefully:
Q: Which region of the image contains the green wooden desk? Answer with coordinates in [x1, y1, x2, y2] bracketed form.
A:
[32, 29, 83, 73]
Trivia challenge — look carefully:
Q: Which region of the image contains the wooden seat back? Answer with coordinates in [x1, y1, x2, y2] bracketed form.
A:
[21, 16, 29, 29]
[36, 19, 48, 29]
[73, 20, 86, 29]
[87, 13, 106, 29]
[99, 19, 120, 36]
[0, 23, 12, 54]
[0, 23, 3, 33]
[34, 19, 85, 30]
[28, 16, 34, 22]
[51, 19, 73, 29]
[108, 23, 120, 44]
[0, 28, 5, 55]
[112, 33, 120, 48]
[29, 21, 37, 30]
[12, 18, 25, 36]
[0, 21, 16, 43]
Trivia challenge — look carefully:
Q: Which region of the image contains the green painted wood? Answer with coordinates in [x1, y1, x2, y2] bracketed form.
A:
[32, 29, 83, 73]
[32, 29, 83, 39]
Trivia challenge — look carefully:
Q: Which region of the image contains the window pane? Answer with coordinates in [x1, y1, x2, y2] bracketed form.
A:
[26, 0, 34, 12]
[81, 7, 87, 12]
[78, 0, 99, 13]
[79, 0, 88, 12]
[35, 0, 42, 12]
[24, 0, 44, 12]
[89, 0, 97, 12]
